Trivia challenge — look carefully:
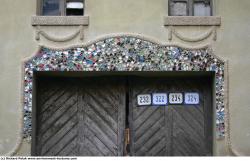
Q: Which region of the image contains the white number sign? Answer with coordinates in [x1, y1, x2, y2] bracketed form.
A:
[169, 93, 183, 104]
[137, 94, 151, 106]
[152, 93, 168, 105]
[185, 93, 199, 104]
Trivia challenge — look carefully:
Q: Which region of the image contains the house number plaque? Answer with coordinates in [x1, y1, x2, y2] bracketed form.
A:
[152, 93, 168, 105]
[184, 93, 199, 105]
[169, 93, 183, 104]
[137, 94, 152, 106]
[137, 92, 200, 106]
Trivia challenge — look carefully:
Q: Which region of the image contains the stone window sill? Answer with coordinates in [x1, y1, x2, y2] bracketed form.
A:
[31, 16, 89, 26]
[164, 16, 221, 26]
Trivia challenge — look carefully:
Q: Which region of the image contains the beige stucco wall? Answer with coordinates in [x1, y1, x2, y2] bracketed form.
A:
[0, 0, 249, 156]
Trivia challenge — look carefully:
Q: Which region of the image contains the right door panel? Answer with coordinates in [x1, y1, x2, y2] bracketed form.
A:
[129, 77, 213, 156]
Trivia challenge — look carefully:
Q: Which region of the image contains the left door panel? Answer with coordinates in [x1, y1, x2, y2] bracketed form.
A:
[33, 76, 126, 156]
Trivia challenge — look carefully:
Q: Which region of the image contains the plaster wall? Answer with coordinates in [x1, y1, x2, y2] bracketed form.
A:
[0, 0, 249, 156]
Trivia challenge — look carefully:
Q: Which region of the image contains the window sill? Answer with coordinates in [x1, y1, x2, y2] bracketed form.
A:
[31, 16, 89, 26]
[164, 16, 221, 26]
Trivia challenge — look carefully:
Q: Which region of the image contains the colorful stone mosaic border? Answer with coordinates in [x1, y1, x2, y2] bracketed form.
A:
[23, 36, 225, 141]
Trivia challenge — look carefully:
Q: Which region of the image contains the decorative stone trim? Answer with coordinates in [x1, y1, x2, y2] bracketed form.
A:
[22, 36, 225, 145]
[35, 25, 84, 42]
[35, 33, 218, 51]
[31, 16, 89, 26]
[168, 26, 217, 42]
[164, 16, 221, 26]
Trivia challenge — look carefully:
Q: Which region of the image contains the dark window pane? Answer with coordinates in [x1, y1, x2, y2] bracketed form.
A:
[66, 1, 84, 16]
[194, 2, 211, 16]
[42, 0, 60, 16]
[170, 1, 187, 16]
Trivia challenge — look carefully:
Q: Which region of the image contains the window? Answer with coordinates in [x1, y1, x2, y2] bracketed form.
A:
[169, 0, 212, 16]
[40, 0, 84, 16]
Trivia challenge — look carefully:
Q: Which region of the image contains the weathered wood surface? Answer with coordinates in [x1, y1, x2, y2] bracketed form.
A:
[34, 76, 212, 156]
[34, 77, 125, 156]
[129, 77, 212, 156]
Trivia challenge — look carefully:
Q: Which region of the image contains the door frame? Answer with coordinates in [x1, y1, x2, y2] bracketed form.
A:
[31, 71, 216, 156]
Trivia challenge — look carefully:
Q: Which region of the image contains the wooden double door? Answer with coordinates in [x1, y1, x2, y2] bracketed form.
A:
[33, 75, 213, 156]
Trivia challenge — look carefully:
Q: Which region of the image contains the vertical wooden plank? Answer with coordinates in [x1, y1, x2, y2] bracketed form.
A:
[77, 80, 85, 156]
[129, 77, 135, 156]
[118, 82, 125, 156]
[165, 106, 172, 156]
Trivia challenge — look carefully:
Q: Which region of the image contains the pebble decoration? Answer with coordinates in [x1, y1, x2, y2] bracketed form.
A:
[24, 36, 225, 141]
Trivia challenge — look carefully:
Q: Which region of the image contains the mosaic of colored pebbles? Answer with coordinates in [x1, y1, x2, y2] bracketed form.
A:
[24, 37, 225, 141]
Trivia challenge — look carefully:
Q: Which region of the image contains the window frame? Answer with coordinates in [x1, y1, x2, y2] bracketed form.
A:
[168, 0, 213, 16]
[37, 0, 85, 16]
